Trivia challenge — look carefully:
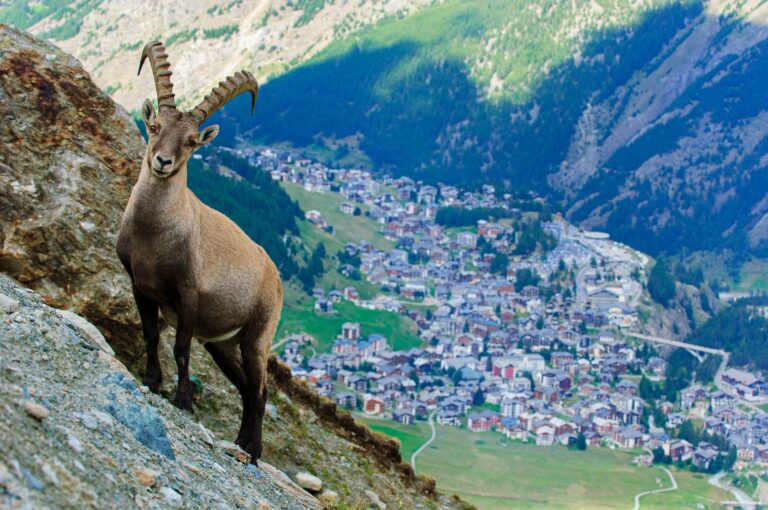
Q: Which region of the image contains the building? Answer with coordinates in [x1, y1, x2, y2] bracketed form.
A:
[363, 395, 385, 415]
[341, 322, 361, 341]
[468, 410, 501, 432]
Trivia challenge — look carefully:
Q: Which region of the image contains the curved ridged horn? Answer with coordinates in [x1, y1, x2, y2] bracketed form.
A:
[138, 41, 177, 111]
[189, 70, 258, 125]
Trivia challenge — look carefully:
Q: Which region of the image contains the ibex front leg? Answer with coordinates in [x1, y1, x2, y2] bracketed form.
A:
[133, 286, 162, 393]
[172, 291, 198, 412]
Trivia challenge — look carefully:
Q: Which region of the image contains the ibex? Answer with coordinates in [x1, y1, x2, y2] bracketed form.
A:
[116, 41, 282, 464]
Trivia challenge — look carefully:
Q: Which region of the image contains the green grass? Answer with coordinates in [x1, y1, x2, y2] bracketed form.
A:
[640, 469, 732, 509]
[277, 296, 421, 353]
[411, 427, 730, 510]
[281, 182, 394, 251]
[354, 414, 431, 460]
[294, 220, 381, 300]
[736, 259, 768, 291]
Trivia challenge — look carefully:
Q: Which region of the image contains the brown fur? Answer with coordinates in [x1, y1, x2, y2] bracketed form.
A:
[116, 102, 282, 464]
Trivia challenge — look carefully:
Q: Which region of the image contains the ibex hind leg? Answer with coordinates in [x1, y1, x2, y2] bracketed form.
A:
[204, 339, 248, 395]
[203, 340, 250, 444]
[239, 316, 277, 465]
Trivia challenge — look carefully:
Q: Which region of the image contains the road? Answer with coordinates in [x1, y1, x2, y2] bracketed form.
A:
[709, 472, 756, 508]
[632, 466, 678, 510]
[626, 332, 768, 412]
[270, 335, 293, 352]
[410, 409, 437, 470]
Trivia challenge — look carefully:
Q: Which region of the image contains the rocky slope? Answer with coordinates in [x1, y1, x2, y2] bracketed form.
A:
[0, 274, 322, 509]
[10, 0, 432, 110]
[0, 24, 468, 509]
[0, 23, 144, 365]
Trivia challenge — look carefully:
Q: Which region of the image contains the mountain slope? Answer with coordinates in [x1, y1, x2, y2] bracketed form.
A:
[6, 0, 767, 258]
[216, 0, 767, 259]
[561, 0, 768, 257]
[3, 0, 433, 110]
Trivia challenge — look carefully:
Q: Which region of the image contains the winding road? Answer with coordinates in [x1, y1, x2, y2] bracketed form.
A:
[709, 472, 757, 508]
[410, 409, 437, 470]
[632, 466, 678, 510]
[626, 332, 768, 413]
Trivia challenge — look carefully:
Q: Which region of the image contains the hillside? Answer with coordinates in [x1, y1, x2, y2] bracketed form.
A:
[2, 0, 432, 109]
[0, 24, 469, 509]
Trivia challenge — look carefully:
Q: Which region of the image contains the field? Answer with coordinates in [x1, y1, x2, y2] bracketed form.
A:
[280, 182, 394, 251]
[354, 414, 432, 459]
[356, 423, 731, 510]
[736, 259, 768, 291]
[294, 221, 381, 299]
[277, 297, 422, 353]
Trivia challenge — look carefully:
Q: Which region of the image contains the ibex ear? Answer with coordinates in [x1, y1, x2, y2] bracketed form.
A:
[142, 99, 156, 125]
[197, 124, 219, 146]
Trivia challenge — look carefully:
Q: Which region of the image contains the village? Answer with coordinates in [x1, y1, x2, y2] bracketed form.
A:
[227, 145, 768, 475]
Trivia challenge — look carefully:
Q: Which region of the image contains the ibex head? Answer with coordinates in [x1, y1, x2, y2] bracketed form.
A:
[138, 41, 259, 179]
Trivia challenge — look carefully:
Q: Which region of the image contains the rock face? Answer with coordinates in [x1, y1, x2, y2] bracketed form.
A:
[0, 274, 320, 509]
[23, 0, 433, 110]
[0, 24, 144, 365]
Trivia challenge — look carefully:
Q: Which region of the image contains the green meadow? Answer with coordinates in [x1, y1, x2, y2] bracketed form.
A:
[352, 422, 732, 510]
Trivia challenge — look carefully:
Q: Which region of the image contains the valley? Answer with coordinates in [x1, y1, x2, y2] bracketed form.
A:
[358, 415, 731, 510]
[206, 142, 765, 508]
[2, 1, 768, 508]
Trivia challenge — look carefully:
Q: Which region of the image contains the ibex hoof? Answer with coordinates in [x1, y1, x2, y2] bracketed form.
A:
[173, 394, 194, 412]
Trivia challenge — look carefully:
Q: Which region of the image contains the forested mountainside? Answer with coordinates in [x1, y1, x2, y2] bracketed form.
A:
[3, 0, 767, 258]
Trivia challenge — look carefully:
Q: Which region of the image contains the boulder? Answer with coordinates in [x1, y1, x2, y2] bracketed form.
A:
[0, 24, 145, 366]
[295, 471, 322, 492]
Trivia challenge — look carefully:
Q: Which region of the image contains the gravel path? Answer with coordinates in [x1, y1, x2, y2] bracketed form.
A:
[632, 466, 677, 510]
[411, 409, 437, 470]
[709, 472, 756, 507]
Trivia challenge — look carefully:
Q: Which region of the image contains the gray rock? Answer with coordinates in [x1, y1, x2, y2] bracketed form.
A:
[160, 486, 183, 508]
[73, 412, 98, 430]
[54, 309, 114, 356]
[0, 293, 19, 314]
[365, 489, 387, 510]
[66, 433, 83, 453]
[23, 401, 50, 420]
[296, 471, 322, 492]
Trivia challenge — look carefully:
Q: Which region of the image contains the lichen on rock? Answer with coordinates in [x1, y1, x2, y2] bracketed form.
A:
[0, 23, 145, 366]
